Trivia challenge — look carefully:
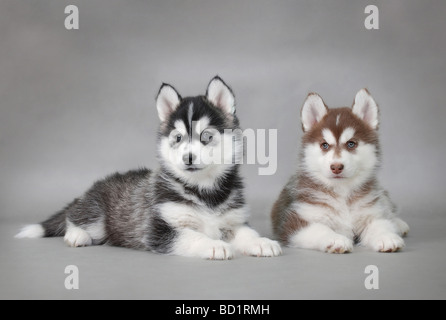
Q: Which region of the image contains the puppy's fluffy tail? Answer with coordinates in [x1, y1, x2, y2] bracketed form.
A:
[15, 224, 46, 239]
[15, 198, 79, 239]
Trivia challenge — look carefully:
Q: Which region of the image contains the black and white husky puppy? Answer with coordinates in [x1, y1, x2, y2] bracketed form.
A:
[16, 76, 281, 260]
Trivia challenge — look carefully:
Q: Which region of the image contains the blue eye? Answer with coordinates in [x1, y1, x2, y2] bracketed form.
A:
[201, 131, 213, 145]
[347, 141, 357, 149]
[176, 134, 182, 143]
[321, 142, 330, 150]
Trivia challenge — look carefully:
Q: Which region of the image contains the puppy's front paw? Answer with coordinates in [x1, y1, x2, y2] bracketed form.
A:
[204, 240, 234, 260]
[240, 237, 282, 257]
[394, 218, 410, 237]
[324, 235, 353, 254]
[372, 234, 405, 253]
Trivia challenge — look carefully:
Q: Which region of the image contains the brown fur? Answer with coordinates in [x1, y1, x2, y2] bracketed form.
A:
[347, 179, 377, 206]
[271, 186, 295, 240]
[303, 108, 379, 147]
[271, 185, 309, 244]
[272, 104, 380, 244]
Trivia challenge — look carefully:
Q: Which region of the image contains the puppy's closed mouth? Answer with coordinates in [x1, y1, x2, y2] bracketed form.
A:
[185, 167, 202, 172]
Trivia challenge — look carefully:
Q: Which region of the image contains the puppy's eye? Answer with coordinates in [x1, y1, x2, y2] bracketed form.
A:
[321, 142, 330, 150]
[201, 131, 213, 145]
[346, 141, 357, 149]
[176, 134, 182, 143]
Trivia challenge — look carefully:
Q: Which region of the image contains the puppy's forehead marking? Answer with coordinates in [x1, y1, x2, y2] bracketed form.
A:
[322, 128, 336, 145]
[336, 114, 341, 126]
[174, 120, 187, 134]
[340, 127, 355, 144]
[195, 117, 210, 134]
[188, 102, 194, 139]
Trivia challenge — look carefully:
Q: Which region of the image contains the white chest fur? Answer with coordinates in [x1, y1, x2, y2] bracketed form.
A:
[292, 186, 392, 238]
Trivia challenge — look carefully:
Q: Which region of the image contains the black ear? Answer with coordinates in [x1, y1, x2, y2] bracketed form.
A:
[156, 83, 182, 122]
[206, 76, 236, 114]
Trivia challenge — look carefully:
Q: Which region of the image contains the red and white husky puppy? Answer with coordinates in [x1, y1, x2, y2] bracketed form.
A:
[271, 89, 409, 253]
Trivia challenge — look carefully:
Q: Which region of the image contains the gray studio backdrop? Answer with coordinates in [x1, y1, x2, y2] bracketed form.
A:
[1, 0, 446, 299]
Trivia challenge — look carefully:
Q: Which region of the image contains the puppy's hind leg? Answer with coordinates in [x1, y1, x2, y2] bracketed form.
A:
[64, 221, 93, 247]
[64, 218, 107, 247]
[393, 217, 410, 237]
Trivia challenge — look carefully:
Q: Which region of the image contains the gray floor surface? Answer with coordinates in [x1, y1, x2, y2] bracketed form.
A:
[2, 200, 445, 300]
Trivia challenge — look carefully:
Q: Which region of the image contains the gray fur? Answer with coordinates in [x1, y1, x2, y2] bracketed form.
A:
[22, 77, 247, 255]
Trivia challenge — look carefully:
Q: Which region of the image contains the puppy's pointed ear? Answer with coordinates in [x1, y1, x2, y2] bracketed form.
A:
[301, 93, 328, 132]
[206, 76, 236, 114]
[156, 83, 182, 122]
[352, 88, 378, 129]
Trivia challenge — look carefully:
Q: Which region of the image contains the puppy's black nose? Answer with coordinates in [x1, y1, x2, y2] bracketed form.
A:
[183, 153, 197, 165]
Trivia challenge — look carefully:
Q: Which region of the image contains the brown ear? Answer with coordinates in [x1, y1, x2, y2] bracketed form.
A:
[301, 93, 328, 132]
[352, 88, 379, 129]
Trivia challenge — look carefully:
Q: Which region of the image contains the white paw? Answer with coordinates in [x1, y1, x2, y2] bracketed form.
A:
[324, 235, 353, 254]
[372, 234, 405, 253]
[203, 240, 233, 260]
[394, 218, 410, 237]
[240, 237, 282, 257]
[64, 226, 92, 247]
